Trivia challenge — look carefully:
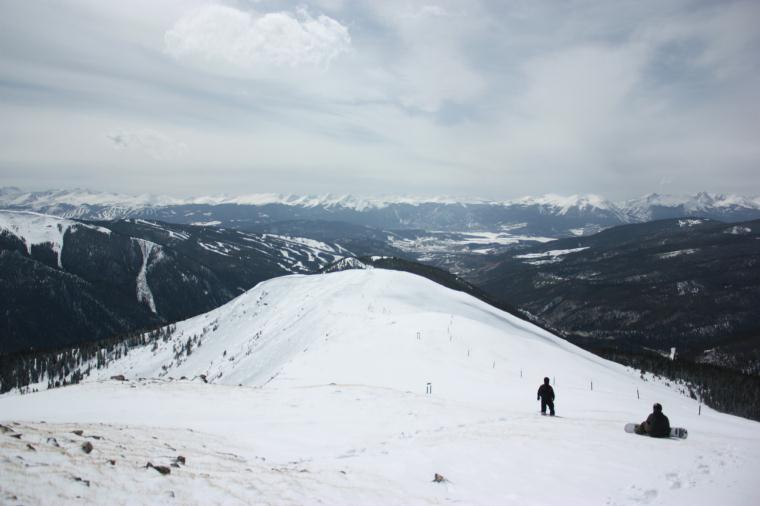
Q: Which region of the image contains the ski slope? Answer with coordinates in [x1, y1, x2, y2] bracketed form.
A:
[1, 270, 759, 505]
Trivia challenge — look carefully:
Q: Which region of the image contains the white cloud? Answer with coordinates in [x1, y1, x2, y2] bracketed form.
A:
[164, 5, 351, 72]
[107, 130, 187, 161]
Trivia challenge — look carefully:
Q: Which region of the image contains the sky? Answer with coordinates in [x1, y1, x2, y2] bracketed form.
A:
[0, 0, 758, 200]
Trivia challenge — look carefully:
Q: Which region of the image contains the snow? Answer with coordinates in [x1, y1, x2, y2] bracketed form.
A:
[389, 231, 556, 257]
[0, 210, 110, 268]
[190, 220, 222, 227]
[1, 270, 760, 505]
[514, 247, 594, 265]
[198, 241, 232, 257]
[134, 238, 159, 314]
[4, 188, 760, 224]
[623, 193, 760, 221]
[726, 226, 752, 235]
[678, 219, 704, 227]
[658, 249, 698, 260]
[512, 194, 617, 215]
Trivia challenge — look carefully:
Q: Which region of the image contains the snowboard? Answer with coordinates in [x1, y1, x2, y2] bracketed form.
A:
[624, 423, 688, 439]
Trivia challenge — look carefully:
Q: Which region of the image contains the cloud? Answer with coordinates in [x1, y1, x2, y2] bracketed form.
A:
[107, 130, 187, 161]
[164, 5, 351, 72]
[1, 0, 759, 199]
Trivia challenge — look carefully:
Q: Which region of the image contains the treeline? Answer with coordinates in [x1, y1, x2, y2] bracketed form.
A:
[594, 347, 760, 422]
[0, 324, 176, 394]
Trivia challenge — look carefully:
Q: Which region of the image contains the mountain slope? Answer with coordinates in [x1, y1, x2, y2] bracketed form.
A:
[0, 212, 348, 354]
[472, 218, 760, 371]
[1, 269, 759, 505]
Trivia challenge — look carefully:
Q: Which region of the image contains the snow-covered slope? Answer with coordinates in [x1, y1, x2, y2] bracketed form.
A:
[0, 210, 110, 268]
[1, 270, 759, 505]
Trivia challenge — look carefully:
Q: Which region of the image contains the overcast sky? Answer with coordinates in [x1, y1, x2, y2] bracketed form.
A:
[0, 0, 758, 199]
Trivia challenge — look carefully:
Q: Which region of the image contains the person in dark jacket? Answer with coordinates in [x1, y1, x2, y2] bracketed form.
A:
[635, 403, 671, 437]
[537, 377, 555, 416]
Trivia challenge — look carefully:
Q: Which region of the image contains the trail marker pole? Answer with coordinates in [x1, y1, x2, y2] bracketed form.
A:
[590, 380, 593, 391]
[492, 360, 496, 369]
[426, 382, 432, 395]
[637, 388, 640, 399]
[417, 331, 421, 340]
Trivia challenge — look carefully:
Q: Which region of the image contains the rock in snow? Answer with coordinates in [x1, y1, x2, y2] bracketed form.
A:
[1, 269, 759, 505]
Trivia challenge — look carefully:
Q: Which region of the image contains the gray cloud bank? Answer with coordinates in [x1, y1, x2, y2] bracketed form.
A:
[0, 0, 758, 199]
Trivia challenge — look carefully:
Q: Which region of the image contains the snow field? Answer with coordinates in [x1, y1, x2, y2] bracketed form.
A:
[1, 270, 759, 505]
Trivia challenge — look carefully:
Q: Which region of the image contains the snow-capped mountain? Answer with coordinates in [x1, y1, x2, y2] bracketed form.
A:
[1, 269, 759, 505]
[4, 187, 759, 237]
[623, 192, 760, 222]
[0, 211, 348, 354]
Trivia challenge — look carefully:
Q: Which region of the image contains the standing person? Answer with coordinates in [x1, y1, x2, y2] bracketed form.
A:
[537, 377, 555, 416]
[635, 403, 670, 437]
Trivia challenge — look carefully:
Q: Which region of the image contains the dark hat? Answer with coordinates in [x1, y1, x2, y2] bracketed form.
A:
[653, 403, 663, 412]
[544, 377, 550, 384]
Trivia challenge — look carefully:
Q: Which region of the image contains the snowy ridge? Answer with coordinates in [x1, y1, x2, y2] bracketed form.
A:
[623, 192, 760, 221]
[511, 193, 618, 215]
[0, 210, 110, 268]
[3, 187, 760, 221]
[1, 269, 760, 505]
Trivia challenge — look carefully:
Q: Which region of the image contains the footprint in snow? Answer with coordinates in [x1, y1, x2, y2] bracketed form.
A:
[665, 473, 681, 490]
[627, 485, 658, 504]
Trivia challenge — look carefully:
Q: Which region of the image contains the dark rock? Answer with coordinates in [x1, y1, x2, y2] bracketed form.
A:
[199, 374, 208, 383]
[47, 437, 60, 447]
[10, 434, 22, 439]
[73, 476, 91, 487]
[175, 455, 186, 465]
[110, 375, 126, 381]
[433, 473, 446, 483]
[0, 424, 14, 433]
[82, 441, 93, 454]
[87, 435, 103, 440]
[26, 443, 36, 451]
[146, 462, 171, 475]
[72, 430, 84, 436]
[107, 459, 116, 465]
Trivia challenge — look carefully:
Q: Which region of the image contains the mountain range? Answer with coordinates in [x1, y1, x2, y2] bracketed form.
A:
[3, 187, 760, 237]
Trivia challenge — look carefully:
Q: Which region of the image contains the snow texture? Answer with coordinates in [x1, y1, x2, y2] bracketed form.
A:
[1, 270, 759, 505]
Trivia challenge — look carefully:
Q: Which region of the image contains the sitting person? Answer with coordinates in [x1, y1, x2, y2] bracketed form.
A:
[635, 402, 671, 438]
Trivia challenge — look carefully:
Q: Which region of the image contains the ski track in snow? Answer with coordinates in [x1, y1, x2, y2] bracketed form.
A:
[1, 270, 759, 505]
